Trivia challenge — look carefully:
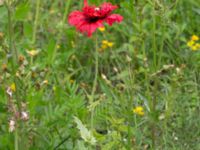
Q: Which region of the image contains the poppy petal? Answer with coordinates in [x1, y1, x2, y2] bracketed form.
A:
[68, 11, 85, 26]
[78, 20, 104, 37]
[105, 14, 123, 26]
[100, 2, 118, 14]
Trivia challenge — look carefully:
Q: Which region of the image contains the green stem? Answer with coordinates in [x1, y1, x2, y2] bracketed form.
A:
[151, 0, 157, 148]
[7, 4, 18, 62]
[90, 35, 99, 129]
[152, 2, 157, 70]
[6, 2, 21, 150]
[32, 0, 41, 44]
[151, 78, 158, 149]
[15, 128, 19, 150]
[6, 0, 21, 110]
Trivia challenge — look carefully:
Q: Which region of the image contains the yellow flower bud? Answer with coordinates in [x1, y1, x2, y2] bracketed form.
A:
[191, 35, 199, 41]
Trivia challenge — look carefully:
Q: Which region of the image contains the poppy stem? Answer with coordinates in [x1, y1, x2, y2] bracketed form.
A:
[90, 34, 99, 129]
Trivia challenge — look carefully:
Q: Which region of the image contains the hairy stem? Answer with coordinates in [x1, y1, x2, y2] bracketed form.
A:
[6, 0, 21, 111]
[6, 2, 20, 150]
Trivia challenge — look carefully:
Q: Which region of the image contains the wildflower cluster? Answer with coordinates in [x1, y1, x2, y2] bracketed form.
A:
[0, 49, 49, 133]
[101, 40, 114, 50]
[6, 84, 29, 132]
[187, 35, 200, 51]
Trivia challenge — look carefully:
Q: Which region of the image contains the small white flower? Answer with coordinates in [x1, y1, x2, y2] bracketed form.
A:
[6, 87, 12, 97]
[21, 111, 29, 121]
[174, 136, 178, 141]
[176, 67, 181, 74]
[123, 138, 127, 142]
[126, 55, 132, 62]
[9, 120, 15, 132]
[113, 67, 118, 73]
[101, 74, 107, 80]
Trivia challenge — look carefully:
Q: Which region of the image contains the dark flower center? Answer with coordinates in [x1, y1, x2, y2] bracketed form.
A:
[83, 6, 109, 23]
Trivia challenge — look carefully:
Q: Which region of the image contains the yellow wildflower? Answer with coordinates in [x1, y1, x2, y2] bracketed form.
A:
[101, 44, 107, 50]
[187, 40, 194, 47]
[101, 40, 114, 50]
[191, 35, 199, 41]
[98, 27, 105, 32]
[107, 42, 114, 48]
[26, 50, 40, 57]
[191, 44, 198, 51]
[196, 43, 200, 49]
[10, 83, 16, 92]
[133, 106, 144, 116]
[102, 40, 109, 45]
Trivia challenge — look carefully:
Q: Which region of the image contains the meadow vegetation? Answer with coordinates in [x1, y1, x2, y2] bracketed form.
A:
[0, 0, 200, 149]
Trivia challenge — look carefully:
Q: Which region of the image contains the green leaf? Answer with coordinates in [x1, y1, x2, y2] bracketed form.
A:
[46, 37, 56, 64]
[76, 140, 88, 150]
[74, 116, 96, 145]
[0, 102, 6, 113]
[23, 22, 33, 38]
[15, 3, 30, 21]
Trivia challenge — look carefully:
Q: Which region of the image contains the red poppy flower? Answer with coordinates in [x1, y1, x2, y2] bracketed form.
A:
[68, 0, 123, 37]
